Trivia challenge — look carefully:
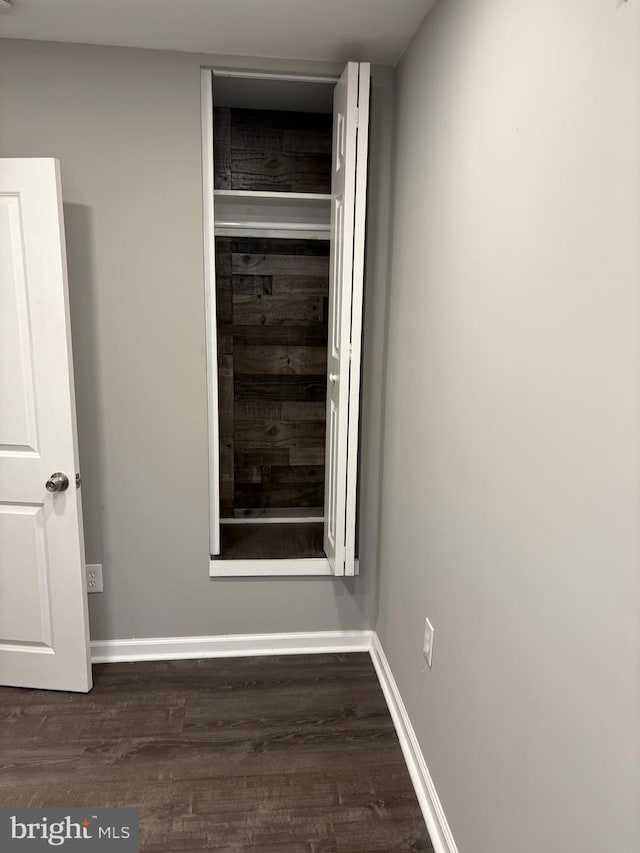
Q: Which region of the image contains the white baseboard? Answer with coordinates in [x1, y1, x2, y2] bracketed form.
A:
[91, 630, 373, 663]
[90, 628, 456, 853]
[369, 634, 459, 853]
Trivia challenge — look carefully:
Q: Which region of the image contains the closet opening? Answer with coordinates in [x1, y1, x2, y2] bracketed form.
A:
[202, 64, 369, 577]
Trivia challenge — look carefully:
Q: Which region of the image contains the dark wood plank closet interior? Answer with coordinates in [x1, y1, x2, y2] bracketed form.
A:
[214, 107, 332, 193]
[213, 106, 333, 561]
[0, 654, 433, 852]
[215, 237, 329, 520]
[219, 521, 325, 559]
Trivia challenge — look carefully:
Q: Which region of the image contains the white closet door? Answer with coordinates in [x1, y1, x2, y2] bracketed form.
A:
[0, 158, 92, 692]
[324, 62, 370, 576]
[201, 69, 221, 556]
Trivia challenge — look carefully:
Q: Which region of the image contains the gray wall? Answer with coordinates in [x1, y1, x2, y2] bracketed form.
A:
[377, 1, 639, 852]
[0, 40, 394, 640]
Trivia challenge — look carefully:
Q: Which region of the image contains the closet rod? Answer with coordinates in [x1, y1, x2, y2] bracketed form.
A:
[215, 220, 329, 231]
[216, 227, 329, 241]
[220, 517, 325, 525]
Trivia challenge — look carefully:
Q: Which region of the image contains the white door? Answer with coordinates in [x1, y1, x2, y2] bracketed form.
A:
[324, 62, 370, 576]
[0, 158, 92, 692]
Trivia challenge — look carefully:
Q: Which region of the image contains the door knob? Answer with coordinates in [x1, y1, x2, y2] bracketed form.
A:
[329, 373, 338, 383]
[46, 472, 70, 493]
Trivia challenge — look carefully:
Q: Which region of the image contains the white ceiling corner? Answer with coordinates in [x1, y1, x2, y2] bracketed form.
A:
[0, 0, 436, 65]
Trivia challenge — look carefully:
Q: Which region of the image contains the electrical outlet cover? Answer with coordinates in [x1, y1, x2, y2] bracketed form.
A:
[86, 564, 103, 593]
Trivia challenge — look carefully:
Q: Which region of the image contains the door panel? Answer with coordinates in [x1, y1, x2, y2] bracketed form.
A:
[343, 63, 370, 575]
[323, 62, 369, 576]
[0, 159, 91, 692]
[0, 195, 39, 455]
[0, 504, 52, 649]
[326, 397, 339, 553]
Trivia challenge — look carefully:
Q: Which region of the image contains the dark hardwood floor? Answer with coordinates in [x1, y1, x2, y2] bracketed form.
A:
[0, 654, 432, 852]
[216, 522, 325, 559]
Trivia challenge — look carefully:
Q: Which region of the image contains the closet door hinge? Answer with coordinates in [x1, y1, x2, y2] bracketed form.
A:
[355, 107, 359, 129]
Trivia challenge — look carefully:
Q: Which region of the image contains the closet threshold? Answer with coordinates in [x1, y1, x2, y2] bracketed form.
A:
[209, 556, 360, 577]
[210, 557, 334, 577]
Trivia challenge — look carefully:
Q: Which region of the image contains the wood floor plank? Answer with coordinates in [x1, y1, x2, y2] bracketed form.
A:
[0, 655, 432, 852]
[217, 522, 324, 559]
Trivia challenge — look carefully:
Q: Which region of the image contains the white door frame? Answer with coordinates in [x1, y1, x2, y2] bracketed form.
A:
[200, 65, 367, 574]
[201, 66, 339, 558]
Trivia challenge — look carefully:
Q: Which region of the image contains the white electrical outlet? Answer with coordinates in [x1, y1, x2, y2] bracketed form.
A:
[86, 564, 103, 593]
[423, 618, 434, 668]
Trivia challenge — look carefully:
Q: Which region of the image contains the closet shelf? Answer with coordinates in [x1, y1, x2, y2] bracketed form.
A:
[214, 190, 331, 237]
[214, 190, 331, 200]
